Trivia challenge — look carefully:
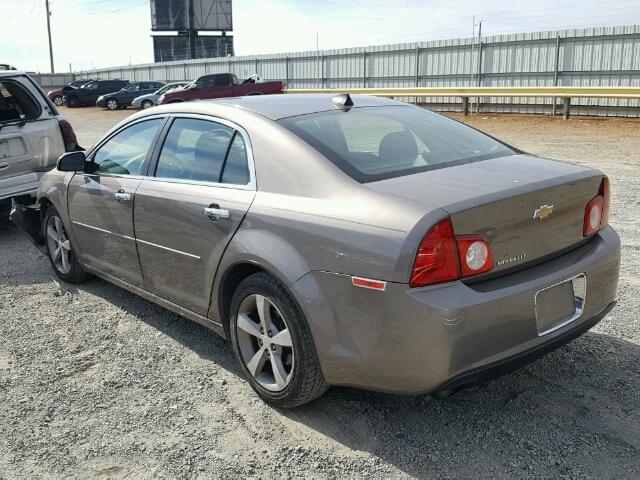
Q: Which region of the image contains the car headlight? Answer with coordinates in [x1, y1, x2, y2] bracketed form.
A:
[97, 95, 104, 101]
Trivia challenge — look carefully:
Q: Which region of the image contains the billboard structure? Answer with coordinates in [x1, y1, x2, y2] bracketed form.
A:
[150, 0, 234, 61]
[153, 35, 234, 62]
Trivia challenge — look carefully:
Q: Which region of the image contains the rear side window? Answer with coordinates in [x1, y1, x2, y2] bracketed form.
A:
[93, 119, 163, 175]
[221, 133, 250, 185]
[279, 106, 515, 183]
[0, 79, 40, 123]
[155, 118, 251, 185]
[155, 118, 234, 182]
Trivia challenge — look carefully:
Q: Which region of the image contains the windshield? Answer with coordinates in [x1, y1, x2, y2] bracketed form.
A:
[278, 106, 515, 183]
[157, 83, 183, 95]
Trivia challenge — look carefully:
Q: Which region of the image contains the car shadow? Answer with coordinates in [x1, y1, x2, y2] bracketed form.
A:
[3, 214, 638, 476]
[68, 274, 640, 477]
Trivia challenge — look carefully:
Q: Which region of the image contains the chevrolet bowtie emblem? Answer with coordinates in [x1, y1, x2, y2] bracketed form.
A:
[533, 204, 554, 220]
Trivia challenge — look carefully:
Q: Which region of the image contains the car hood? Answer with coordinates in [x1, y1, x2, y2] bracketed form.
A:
[133, 93, 156, 101]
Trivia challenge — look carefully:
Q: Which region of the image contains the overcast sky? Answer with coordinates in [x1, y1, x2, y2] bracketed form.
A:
[1, 0, 638, 73]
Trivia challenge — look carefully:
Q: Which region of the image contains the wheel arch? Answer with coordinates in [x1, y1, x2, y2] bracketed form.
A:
[211, 230, 312, 335]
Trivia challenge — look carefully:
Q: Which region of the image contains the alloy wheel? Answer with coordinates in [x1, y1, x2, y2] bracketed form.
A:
[46, 215, 72, 274]
[107, 99, 118, 110]
[53, 96, 63, 106]
[142, 100, 153, 109]
[235, 294, 294, 392]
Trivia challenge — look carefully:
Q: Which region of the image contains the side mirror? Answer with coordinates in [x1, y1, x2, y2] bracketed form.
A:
[57, 151, 86, 172]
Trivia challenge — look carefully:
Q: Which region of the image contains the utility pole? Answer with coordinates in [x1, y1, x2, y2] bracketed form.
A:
[475, 19, 482, 112]
[187, 0, 196, 60]
[45, 0, 54, 73]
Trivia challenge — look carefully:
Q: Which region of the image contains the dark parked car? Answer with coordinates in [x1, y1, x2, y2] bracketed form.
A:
[96, 81, 165, 110]
[65, 79, 129, 107]
[47, 79, 94, 106]
[11, 95, 620, 408]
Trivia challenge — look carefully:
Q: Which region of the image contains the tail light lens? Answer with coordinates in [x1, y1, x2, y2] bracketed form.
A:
[583, 177, 610, 237]
[457, 236, 494, 277]
[58, 119, 78, 152]
[410, 217, 494, 287]
[410, 218, 460, 287]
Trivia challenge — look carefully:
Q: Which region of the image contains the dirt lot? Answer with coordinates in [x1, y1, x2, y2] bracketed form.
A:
[1, 106, 639, 478]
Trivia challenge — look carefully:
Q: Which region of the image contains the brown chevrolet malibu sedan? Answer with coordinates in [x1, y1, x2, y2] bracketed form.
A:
[11, 94, 620, 407]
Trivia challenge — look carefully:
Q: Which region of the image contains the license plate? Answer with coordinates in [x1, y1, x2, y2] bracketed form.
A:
[535, 273, 586, 336]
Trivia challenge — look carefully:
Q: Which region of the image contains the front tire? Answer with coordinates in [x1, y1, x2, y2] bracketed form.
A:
[141, 100, 153, 109]
[43, 206, 91, 283]
[106, 98, 119, 110]
[52, 95, 64, 106]
[229, 272, 328, 408]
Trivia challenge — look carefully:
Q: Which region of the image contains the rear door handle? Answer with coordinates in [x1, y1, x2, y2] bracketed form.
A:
[203, 206, 230, 220]
[114, 191, 131, 203]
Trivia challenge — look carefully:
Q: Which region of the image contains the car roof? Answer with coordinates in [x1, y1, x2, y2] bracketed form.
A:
[206, 94, 408, 120]
[0, 70, 28, 78]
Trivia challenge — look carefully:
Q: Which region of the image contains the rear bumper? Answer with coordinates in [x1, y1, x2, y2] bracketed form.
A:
[291, 226, 621, 394]
[0, 171, 45, 202]
[435, 300, 615, 395]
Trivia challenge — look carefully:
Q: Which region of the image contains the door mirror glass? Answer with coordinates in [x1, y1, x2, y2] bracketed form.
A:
[57, 151, 86, 172]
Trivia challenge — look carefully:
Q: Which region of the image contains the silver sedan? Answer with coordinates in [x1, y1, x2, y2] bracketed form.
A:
[131, 82, 189, 109]
[11, 94, 620, 407]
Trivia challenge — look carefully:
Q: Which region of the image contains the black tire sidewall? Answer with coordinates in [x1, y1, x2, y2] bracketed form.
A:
[43, 206, 89, 283]
[229, 273, 320, 406]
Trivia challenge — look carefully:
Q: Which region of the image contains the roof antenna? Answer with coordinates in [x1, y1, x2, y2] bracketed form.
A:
[332, 93, 353, 110]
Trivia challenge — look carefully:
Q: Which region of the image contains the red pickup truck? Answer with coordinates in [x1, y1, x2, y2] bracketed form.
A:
[158, 73, 285, 104]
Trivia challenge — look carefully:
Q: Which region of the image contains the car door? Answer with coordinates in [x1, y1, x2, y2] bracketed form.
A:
[134, 115, 256, 315]
[67, 117, 166, 286]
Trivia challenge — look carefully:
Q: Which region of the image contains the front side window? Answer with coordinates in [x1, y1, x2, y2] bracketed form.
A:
[0, 80, 40, 123]
[279, 106, 515, 183]
[155, 118, 234, 182]
[215, 75, 230, 87]
[196, 77, 214, 89]
[83, 81, 98, 90]
[93, 119, 163, 175]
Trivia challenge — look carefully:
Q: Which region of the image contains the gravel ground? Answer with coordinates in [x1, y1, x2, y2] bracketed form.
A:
[1, 106, 639, 478]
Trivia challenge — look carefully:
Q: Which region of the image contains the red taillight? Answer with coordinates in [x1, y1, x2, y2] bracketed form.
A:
[58, 118, 78, 152]
[410, 218, 460, 287]
[583, 177, 610, 237]
[410, 217, 494, 287]
[601, 177, 610, 228]
[456, 236, 494, 277]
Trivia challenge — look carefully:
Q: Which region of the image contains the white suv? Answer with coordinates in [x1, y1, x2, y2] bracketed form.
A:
[0, 71, 79, 212]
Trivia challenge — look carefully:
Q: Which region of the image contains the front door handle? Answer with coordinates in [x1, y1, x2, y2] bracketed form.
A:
[203, 206, 230, 220]
[114, 191, 131, 203]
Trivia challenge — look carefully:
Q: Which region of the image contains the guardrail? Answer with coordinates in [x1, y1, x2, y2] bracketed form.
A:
[285, 87, 640, 118]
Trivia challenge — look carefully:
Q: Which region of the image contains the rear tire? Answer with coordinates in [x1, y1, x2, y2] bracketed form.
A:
[43, 206, 91, 283]
[229, 272, 328, 408]
[106, 98, 119, 110]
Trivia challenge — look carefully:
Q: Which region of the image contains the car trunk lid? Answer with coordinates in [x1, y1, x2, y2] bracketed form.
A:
[367, 154, 604, 274]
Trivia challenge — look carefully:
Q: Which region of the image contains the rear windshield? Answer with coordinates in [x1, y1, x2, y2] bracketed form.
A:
[279, 106, 515, 183]
[0, 79, 41, 123]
